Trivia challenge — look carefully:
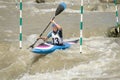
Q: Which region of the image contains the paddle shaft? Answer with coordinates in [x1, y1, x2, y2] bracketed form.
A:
[29, 16, 55, 48]
[39, 16, 55, 37]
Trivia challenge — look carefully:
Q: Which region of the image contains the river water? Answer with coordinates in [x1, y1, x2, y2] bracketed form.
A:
[0, 0, 120, 80]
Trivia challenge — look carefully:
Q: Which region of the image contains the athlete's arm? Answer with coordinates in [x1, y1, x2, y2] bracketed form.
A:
[37, 31, 52, 41]
[47, 31, 52, 38]
[51, 20, 62, 30]
[37, 37, 48, 41]
[57, 30, 62, 38]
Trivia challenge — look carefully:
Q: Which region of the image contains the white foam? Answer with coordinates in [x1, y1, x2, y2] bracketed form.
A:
[29, 7, 56, 15]
[4, 39, 18, 42]
[65, 9, 79, 13]
[17, 36, 120, 80]
[40, 8, 55, 13]
[26, 34, 38, 43]
[84, 37, 112, 51]
[4, 30, 13, 33]
[0, 5, 7, 8]
[31, 8, 79, 14]
[18, 61, 106, 80]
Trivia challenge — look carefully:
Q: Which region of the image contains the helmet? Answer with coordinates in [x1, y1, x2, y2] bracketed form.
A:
[52, 23, 57, 27]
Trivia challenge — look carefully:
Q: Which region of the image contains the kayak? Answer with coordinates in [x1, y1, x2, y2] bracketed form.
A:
[32, 39, 79, 54]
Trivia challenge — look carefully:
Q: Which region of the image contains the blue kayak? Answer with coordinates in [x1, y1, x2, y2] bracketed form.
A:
[32, 39, 79, 54]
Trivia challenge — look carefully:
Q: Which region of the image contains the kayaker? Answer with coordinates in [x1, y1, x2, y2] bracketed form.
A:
[37, 20, 63, 45]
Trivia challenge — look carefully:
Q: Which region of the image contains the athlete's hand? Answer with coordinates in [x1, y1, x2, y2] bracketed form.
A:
[37, 37, 41, 40]
[37, 37, 47, 42]
[51, 20, 55, 23]
[42, 37, 47, 42]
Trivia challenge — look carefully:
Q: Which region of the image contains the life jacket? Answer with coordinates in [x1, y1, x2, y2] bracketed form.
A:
[51, 31, 63, 45]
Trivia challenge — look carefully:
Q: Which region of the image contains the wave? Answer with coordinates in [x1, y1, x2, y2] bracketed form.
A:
[17, 36, 120, 80]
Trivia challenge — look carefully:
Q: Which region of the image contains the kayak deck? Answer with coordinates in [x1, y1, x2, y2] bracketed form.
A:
[32, 39, 79, 54]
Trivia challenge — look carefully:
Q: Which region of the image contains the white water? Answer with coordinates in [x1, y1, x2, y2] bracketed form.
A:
[18, 37, 120, 80]
[0, 0, 120, 80]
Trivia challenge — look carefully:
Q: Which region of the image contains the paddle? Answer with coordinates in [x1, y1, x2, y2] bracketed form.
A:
[28, 2, 66, 49]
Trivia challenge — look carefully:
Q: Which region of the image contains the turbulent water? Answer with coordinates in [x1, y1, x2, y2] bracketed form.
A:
[0, 0, 120, 80]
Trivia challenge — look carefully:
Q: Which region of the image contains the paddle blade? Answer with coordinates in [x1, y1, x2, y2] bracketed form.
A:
[55, 2, 66, 16]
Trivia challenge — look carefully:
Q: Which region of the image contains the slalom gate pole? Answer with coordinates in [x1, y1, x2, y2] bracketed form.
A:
[19, 0, 22, 49]
[107, 0, 109, 8]
[114, 0, 119, 32]
[80, 0, 83, 53]
[87, 0, 90, 8]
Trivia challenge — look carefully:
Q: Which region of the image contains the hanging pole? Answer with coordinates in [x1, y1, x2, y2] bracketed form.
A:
[114, 0, 119, 33]
[107, 0, 109, 8]
[19, 0, 22, 49]
[87, 0, 90, 8]
[80, 0, 83, 53]
[71, 0, 74, 6]
[15, 0, 18, 8]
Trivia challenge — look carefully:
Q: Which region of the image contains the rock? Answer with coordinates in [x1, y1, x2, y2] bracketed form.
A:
[107, 26, 120, 37]
[36, 0, 45, 3]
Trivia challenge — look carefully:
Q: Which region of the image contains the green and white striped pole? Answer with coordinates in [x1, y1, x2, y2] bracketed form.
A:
[80, 0, 83, 53]
[19, 0, 22, 49]
[114, 0, 119, 33]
